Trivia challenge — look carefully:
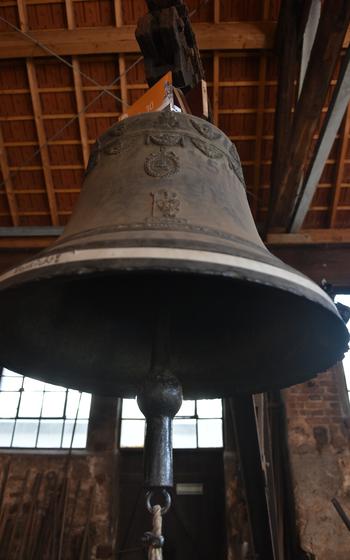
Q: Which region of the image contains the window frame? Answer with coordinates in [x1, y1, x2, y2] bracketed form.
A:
[0, 368, 91, 451]
[119, 397, 224, 450]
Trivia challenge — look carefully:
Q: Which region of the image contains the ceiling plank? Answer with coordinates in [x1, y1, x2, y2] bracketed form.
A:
[290, 48, 350, 231]
[329, 104, 350, 228]
[0, 22, 277, 59]
[269, 1, 350, 230]
[252, 0, 270, 219]
[0, 125, 19, 226]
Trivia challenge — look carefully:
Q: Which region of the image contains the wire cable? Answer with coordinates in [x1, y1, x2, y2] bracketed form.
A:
[0, 15, 127, 105]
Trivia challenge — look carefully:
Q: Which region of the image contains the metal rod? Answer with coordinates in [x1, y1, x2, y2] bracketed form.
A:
[331, 497, 350, 532]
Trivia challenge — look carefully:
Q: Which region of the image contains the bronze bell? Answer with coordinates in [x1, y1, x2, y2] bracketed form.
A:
[0, 110, 348, 397]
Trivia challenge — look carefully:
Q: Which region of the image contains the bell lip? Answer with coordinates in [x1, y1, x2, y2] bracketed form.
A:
[0, 249, 348, 397]
[0, 245, 339, 313]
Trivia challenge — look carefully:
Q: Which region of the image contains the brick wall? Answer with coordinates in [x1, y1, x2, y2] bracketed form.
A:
[284, 364, 350, 559]
[0, 396, 119, 560]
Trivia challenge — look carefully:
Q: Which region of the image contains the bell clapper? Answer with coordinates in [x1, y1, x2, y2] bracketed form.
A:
[137, 306, 183, 553]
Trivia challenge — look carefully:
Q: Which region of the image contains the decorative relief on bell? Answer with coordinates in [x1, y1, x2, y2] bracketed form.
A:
[104, 136, 135, 155]
[228, 144, 245, 185]
[146, 133, 184, 147]
[144, 147, 180, 178]
[189, 118, 221, 140]
[152, 190, 181, 219]
[190, 137, 223, 160]
[157, 110, 180, 128]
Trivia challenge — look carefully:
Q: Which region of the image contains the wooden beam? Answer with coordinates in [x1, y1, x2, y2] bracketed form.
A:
[212, 52, 219, 126]
[270, 244, 350, 288]
[298, 0, 321, 97]
[266, 0, 299, 233]
[0, 22, 277, 59]
[65, 0, 90, 169]
[27, 61, 59, 226]
[72, 58, 90, 169]
[290, 48, 350, 231]
[267, 229, 350, 244]
[0, 125, 19, 226]
[269, 1, 350, 230]
[214, 0, 220, 24]
[114, 0, 128, 113]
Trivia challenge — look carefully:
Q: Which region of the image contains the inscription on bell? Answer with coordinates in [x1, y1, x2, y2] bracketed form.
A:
[144, 148, 180, 178]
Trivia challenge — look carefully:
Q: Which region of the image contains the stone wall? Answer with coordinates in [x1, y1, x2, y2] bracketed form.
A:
[284, 364, 350, 560]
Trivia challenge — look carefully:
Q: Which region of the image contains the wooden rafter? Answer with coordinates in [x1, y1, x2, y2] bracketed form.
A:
[114, 0, 128, 113]
[290, 49, 350, 231]
[17, 0, 59, 225]
[329, 105, 350, 228]
[0, 125, 19, 226]
[212, 52, 219, 126]
[26, 61, 59, 225]
[266, 0, 299, 232]
[267, 229, 350, 245]
[269, 1, 350, 230]
[65, 0, 90, 169]
[17, 0, 59, 226]
[0, 22, 277, 59]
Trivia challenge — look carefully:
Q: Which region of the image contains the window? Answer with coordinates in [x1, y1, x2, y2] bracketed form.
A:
[0, 368, 91, 449]
[120, 398, 223, 449]
[335, 294, 350, 401]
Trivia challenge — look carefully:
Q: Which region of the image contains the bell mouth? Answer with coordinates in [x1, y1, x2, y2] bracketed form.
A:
[0, 261, 347, 398]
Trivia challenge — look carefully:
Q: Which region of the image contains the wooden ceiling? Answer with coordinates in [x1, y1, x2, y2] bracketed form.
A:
[0, 0, 350, 248]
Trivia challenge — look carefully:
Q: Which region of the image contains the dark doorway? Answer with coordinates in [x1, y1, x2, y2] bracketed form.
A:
[117, 449, 226, 559]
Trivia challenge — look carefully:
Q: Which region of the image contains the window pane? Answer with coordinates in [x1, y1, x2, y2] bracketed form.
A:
[120, 419, 145, 447]
[0, 392, 20, 417]
[65, 391, 91, 419]
[44, 382, 66, 391]
[173, 419, 197, 448]
[66, 390, 81, 418]
[23, 377, 45, 391]
[12, 420, 39, 447]
[0, 420, 15, 446]
[18, 392, 43, 417]
[197, 399, 222, 418]
[78, 393, 91, 419]
[122, 398, 144, 419]
[62, 420, 89, 448]
[0, 376, 23, 391]
[41, 391, 66, 417]
[2, 369, 22, 377]
[176, 400, 195, 417]
[37, 420, 63, 448]
[198, 419, 223, 448]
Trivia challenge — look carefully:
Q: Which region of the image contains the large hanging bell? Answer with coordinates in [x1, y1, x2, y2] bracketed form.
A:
[0, 111, 347, 397]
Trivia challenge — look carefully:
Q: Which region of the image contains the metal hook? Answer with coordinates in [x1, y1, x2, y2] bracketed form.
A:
[146, 489, 171, 515]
